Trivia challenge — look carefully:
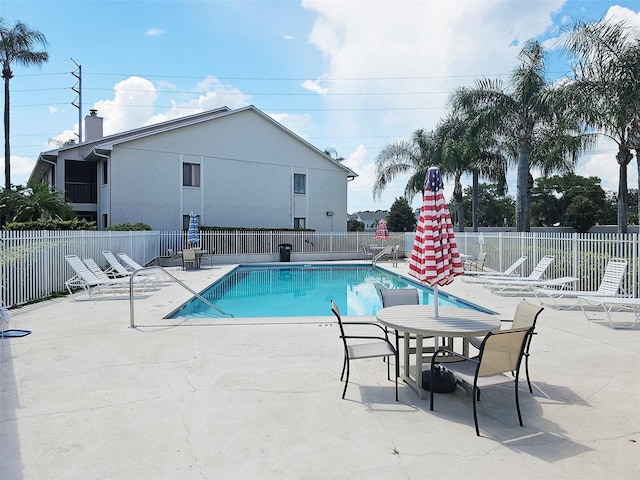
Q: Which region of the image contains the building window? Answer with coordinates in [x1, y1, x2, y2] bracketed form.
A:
[294, 218, 306, 229]
[102, 160, 108, 186]
[183, 163, 201, 187]
[293, 173, 306, 194]
[102, 214, 108, 229]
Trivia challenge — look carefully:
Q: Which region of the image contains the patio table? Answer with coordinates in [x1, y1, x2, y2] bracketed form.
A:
[376, 305, 501, 399]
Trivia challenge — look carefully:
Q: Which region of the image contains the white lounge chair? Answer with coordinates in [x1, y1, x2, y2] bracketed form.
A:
[534, 258, 628, 309]
[117, 253, 146, 271]
[64, 255, 140, 299]
[102, 250, 135, 278]
[480, 255, 554, 287]
[462, 256, 527, 281]
[103, 250, 161, 285]
[485, 276, 578, 296]
[578, 296, 640, 329]
[83, 257, 149, 290]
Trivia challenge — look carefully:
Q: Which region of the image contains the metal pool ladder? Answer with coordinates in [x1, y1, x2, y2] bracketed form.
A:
[128, 266, 233, 328]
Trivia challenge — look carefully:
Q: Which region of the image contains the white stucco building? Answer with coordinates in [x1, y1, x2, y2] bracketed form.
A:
[30, 106, 356, 231]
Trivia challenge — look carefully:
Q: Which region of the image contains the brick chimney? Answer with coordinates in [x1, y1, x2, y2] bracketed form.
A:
[84, 109, 103, 141]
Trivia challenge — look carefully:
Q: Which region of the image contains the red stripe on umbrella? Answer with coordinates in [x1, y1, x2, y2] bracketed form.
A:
[408, 167, 463, 315]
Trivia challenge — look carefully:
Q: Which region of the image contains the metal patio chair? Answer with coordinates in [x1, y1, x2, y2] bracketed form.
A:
[330, 300, 398, 401]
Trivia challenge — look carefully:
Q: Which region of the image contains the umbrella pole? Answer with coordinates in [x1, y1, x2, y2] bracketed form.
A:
[433, 285, 439, 318]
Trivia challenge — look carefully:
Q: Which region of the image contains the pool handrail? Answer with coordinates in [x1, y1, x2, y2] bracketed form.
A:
[129, 266, 233, 328]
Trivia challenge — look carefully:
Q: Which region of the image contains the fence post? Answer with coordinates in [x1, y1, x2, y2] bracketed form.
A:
[572, 233, 579, 280]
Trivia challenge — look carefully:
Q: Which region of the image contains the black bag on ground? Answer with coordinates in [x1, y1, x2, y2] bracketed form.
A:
[422, 366, 457, 393]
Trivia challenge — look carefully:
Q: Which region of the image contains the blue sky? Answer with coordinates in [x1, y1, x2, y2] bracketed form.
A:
[2, 0, 640, 213]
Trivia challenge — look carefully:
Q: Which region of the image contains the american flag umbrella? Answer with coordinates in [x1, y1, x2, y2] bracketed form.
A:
[187, 211, 200, 245]
[408, 167, 464, 317]
[374, 219, 390, 240]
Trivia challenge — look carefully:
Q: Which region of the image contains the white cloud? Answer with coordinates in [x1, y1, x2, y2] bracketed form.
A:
[300, 1, 637, 211]
[4, 155, 37, 185]
[575, 137, 638, 194]
[301, 78, 328, 95]
[146, 28, 165, 36]
[49, 106, 58, 114]
[93, 76, 158, 134]
[280, 31, 293, 40]
[267, 112, 312, 137]
[49, 129, 78, 148]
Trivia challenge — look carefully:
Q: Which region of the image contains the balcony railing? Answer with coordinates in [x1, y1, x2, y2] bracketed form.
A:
[65, 182, 97, 203]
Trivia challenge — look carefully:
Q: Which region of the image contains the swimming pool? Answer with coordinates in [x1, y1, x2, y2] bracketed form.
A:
[166, 264, 493, 319]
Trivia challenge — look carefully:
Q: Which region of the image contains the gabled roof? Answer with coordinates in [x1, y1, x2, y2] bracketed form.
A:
[354, 211, 389, 223]
[30, 105, 357, 182]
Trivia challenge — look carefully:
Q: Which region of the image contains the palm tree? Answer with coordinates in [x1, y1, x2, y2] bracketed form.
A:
[0, 18, 48, 191]
[372, 128, 437, 203]
[0, 182, 74, 223]
[560, 18, 640, 233]
[437, 114, 507, 231]
[373, 121, 506, 232]
[450, 40, 588, 231]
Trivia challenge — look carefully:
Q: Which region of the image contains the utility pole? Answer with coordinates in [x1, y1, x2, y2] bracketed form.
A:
[71, 58, 82, 142]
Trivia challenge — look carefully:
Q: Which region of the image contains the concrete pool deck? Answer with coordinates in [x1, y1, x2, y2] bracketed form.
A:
[1, 261, 639, 479]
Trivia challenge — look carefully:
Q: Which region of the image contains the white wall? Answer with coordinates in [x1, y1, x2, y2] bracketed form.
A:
[105, 108, 350, 231]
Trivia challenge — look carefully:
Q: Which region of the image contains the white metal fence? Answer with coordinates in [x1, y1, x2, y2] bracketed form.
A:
[1, 230, 638, 307]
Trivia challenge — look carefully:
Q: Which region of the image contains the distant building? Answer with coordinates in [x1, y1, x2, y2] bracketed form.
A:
[350, 211, 389, 232]
[30, 106, 357, 231]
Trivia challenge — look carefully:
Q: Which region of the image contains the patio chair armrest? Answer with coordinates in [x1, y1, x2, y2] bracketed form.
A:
[431, 346, 477, 366]
[342, 335, 393, 344]
[342, 321, 389, 336]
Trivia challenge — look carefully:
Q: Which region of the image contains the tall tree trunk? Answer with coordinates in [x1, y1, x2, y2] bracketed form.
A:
[454, 175, 464, 232]
[516, 142, 531, 232]
[616, 146, 632, 234]
[4, 75, 10, 191]
[472, 170, 479, 232]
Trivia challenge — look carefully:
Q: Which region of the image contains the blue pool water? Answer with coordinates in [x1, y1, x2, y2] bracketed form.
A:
[167, 264, 493, 319]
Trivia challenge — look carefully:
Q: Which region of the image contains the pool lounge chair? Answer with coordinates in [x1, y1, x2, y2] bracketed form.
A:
[578, 296, 640, 329]
[479, 255, 554, 287]
[485, 276, 578, 296]
[83, 257, 150, 290]
[64, 255, 140, 299]
[462, 256, 527, 282]
[533, 258, 628, 309]
[103, 250, 162, 285]
[102, 250, 137, 278]
[117, 253, 149, 272]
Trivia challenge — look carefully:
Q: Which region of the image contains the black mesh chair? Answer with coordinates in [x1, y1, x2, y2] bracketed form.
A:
[330, 300, 398, 401]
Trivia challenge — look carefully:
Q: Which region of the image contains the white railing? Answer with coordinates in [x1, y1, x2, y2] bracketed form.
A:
[454, 231, 638, 296]
[1, 230, 638, 307]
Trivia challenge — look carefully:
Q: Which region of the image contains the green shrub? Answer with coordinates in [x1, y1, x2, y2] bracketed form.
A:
[4, 218, 97, 231]
[105, 223, 152, 231]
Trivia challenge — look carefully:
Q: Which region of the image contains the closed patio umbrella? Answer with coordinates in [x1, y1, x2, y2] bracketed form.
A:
[187, 211, 200, 245]
[408, 167, 463, 317]
[374, 219, 390, 241]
